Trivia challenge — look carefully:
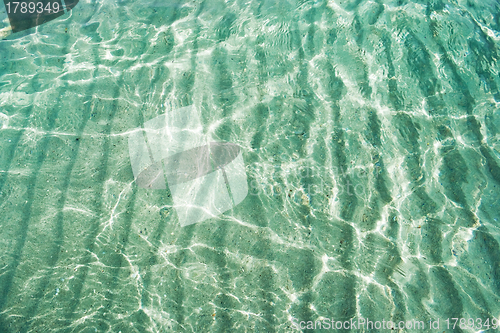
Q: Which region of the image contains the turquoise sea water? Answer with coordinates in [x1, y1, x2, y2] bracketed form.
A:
[1, 0, 500, 332]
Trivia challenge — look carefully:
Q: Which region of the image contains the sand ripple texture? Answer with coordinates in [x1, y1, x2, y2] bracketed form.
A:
[1, 0, 500, 332]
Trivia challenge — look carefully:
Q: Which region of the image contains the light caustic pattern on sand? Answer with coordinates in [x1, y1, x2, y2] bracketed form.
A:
[0, 0, 500, 332]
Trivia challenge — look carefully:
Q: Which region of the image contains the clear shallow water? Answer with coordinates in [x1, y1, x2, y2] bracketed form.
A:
[0, 0, 500, 332]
